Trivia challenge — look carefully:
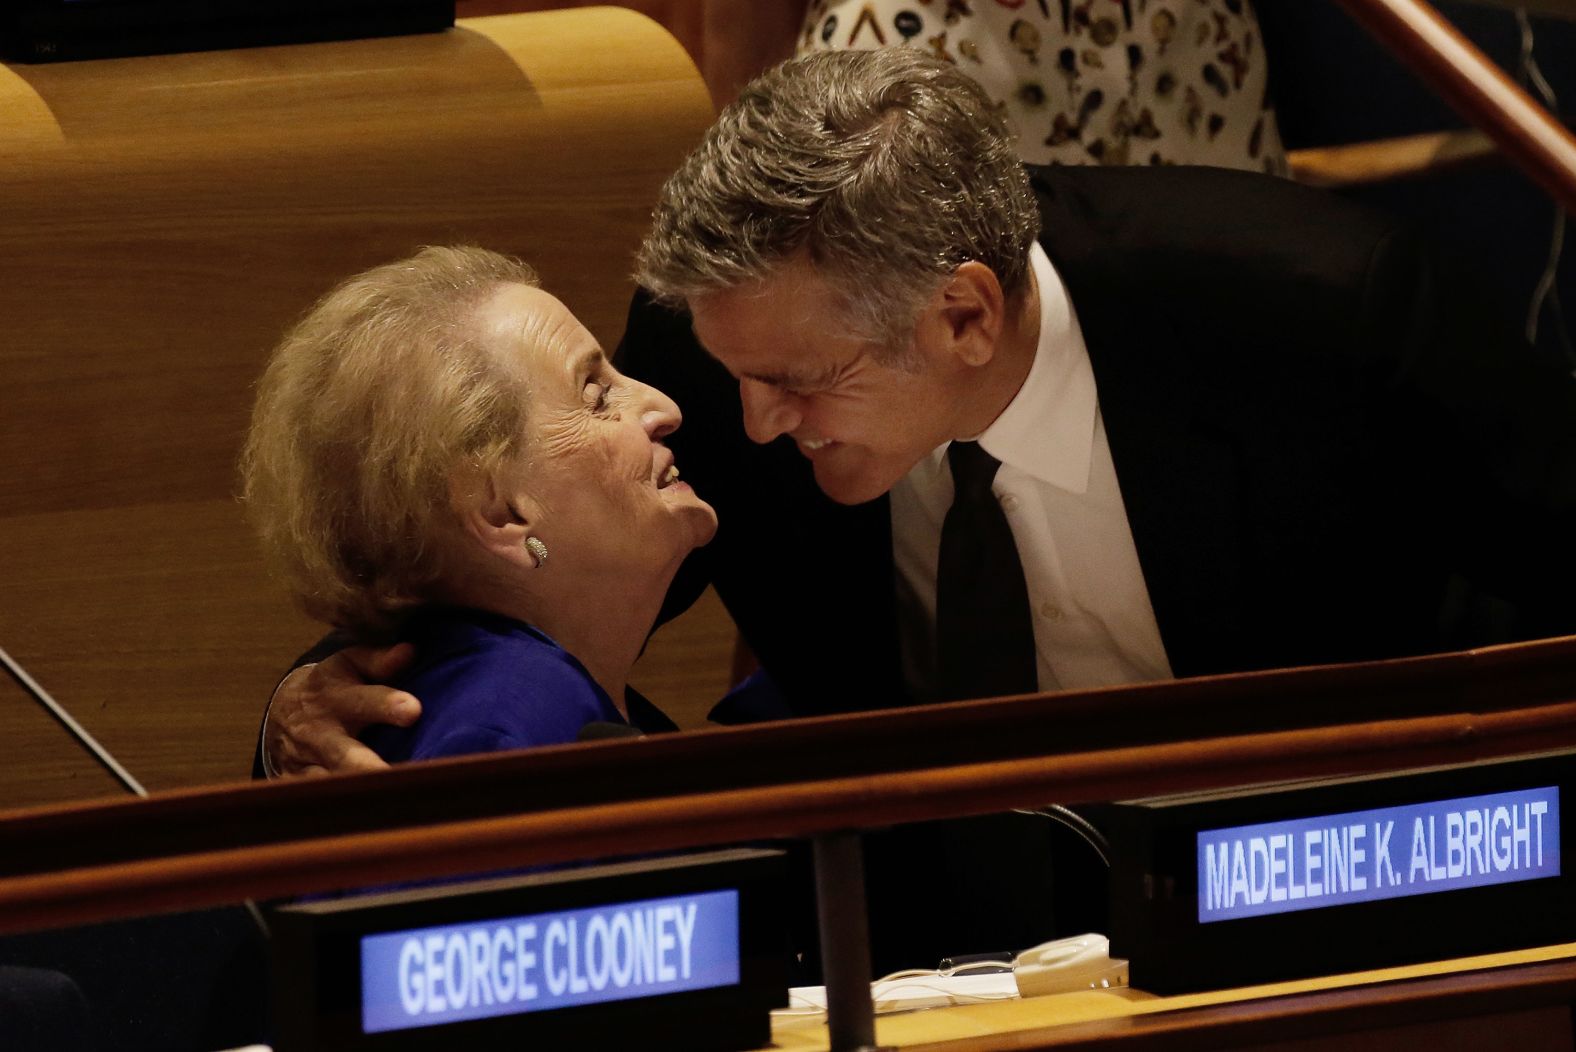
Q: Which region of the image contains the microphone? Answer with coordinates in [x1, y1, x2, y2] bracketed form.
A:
[576, 721, 646, 742]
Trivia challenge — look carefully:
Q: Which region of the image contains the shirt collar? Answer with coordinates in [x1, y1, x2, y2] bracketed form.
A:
[975, 241, 1098, 495]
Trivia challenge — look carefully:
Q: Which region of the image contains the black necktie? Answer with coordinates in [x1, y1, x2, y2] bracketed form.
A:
[902, 442, 1062, 962]
[936, 440, 1039, 700]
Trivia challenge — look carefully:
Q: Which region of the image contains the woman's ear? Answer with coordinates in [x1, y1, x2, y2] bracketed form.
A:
[450, 466, 541, 569]
[920, 261, 1006, 368]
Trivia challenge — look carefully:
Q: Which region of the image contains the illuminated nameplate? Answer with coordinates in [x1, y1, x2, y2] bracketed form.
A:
[1197, 786, 1560, 923]
[360, 890, 739, 1033]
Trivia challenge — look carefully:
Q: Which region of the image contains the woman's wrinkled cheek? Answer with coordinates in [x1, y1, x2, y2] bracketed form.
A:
[535, 411, 590, 459]
[535, 414, 645, 518]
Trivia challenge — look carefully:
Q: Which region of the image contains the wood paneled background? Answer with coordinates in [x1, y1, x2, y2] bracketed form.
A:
[458, 1, 704, 63]
[0, 9, 734, 809]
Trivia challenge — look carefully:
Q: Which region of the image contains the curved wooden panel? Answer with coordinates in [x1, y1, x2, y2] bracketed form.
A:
[456, 2, 705, 73]
[4, 637, 1576, 934]
[7, 698, 1576, 935]
[0, 10, 713, 802]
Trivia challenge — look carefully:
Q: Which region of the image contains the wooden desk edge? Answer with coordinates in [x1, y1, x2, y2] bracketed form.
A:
[888, 950, 1576, 1050]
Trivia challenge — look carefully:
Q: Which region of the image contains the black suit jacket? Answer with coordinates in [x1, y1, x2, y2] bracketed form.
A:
[617, 164, 1576, 718]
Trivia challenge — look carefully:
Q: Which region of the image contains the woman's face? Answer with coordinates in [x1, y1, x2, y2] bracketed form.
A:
[481, 283, 718, 576]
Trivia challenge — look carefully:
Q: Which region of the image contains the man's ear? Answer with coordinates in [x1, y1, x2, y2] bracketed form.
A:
[922, 261, 1006, 368]
[450, 465, 540, 570]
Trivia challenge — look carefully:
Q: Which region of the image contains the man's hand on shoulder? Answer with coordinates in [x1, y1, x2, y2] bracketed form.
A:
[264, 644, 421, 777]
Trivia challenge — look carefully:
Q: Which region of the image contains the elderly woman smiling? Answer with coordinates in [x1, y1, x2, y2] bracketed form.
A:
[242, 246, 718, 760]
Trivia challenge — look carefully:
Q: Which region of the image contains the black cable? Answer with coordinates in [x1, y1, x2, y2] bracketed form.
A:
[1012, 803, 1112, 868]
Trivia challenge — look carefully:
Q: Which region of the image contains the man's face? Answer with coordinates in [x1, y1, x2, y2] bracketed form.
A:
[688, 259, 966, 505]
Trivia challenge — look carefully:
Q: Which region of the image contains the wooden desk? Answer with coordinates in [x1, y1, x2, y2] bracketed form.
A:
[770, 944, 1576, 1050]
[1, 644, 1575, 1046]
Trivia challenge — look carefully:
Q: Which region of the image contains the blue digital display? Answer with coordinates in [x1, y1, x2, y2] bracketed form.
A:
[360, 890, 740, 1033]
[1197, 787, 1560, 923]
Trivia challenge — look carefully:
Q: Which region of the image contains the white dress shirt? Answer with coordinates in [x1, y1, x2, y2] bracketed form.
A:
[889, 243, 1173, 700]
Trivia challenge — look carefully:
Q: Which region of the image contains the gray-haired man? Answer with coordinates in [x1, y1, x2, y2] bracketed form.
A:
[622, 46, 1576, 711]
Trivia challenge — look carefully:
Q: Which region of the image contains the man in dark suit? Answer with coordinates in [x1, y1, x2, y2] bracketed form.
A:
[598, 45, 1576, 968]
[263, 47, 1576, 968]
[622, 48, 1576, 721]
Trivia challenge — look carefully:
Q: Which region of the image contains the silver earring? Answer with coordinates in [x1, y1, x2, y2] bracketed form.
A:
[523, 536, 548, 568]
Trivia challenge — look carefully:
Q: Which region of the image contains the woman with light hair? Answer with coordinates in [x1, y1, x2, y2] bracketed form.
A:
[242, 246, 718, 762]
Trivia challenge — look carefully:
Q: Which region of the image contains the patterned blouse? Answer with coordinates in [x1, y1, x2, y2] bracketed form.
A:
[795, 0, 1287, 174]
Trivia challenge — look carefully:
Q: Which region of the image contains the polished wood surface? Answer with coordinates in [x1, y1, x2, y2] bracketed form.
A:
[1287, 129, 1499, 187]
[2, 637, 1575, 934]
[1331, 0, 1576, 209]
[0, 10, 723, 806]
[0, 669, 124, 807]
[771, 944, 1576, 1049]
[457, 1, 705, 70]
